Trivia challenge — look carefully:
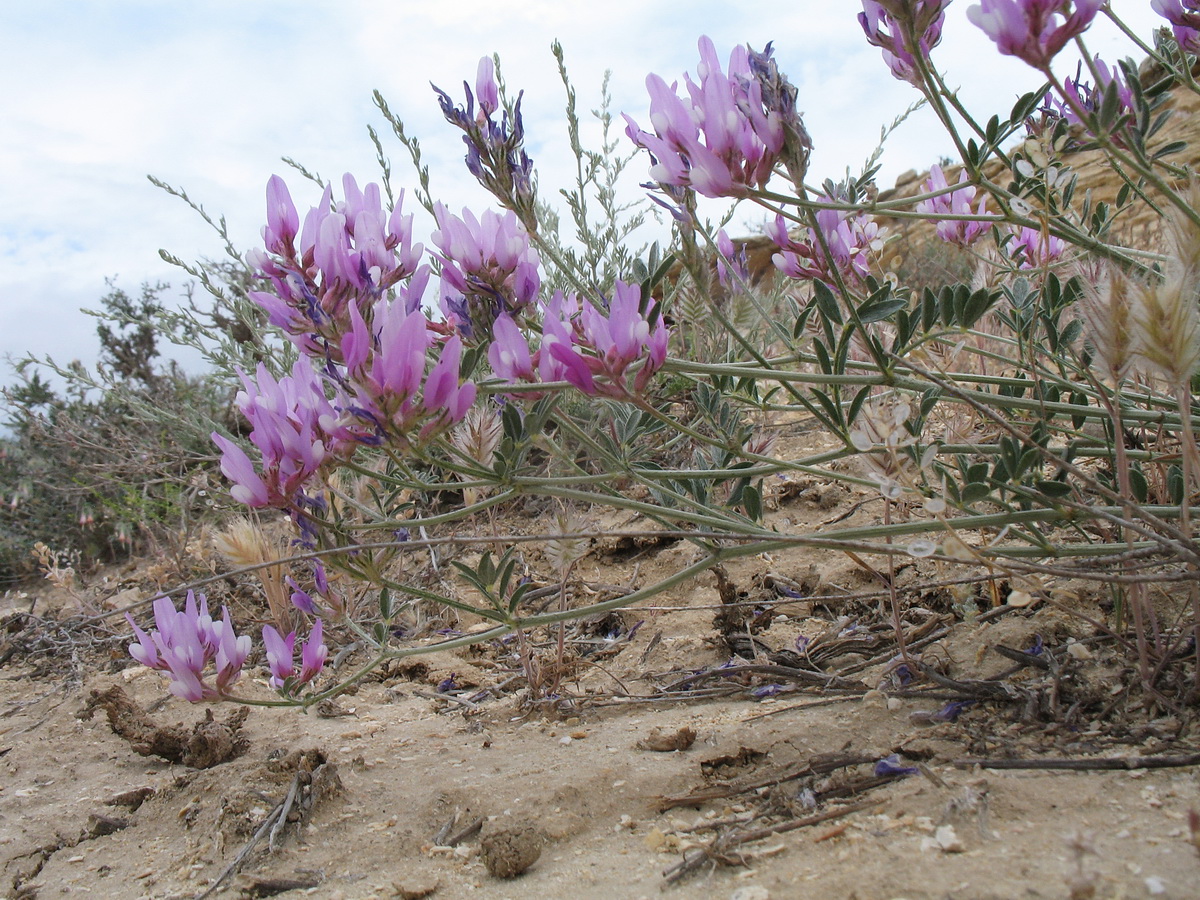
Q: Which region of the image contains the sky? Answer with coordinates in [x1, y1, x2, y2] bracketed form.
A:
[0, 1, 1168, 388]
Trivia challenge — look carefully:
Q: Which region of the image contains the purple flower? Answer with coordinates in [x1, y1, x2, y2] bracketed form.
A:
[745, 42, 812, 185]
[211, 434, 272, 508]
[874, 754, 920, 777]
[859, 1, 950, 87]
[299, 618, 328, 684]
[476, 57, 499, 117]
[126, 592, 250, 701]
[262, 619, 327, 693]
[1005, 225, 1066, 268]
[287, 576, 318, 616]
[487, 284, 669, 398]
[341, 300, 477, 441]
[715, 229, 749, 287]
[422, 335, 477, 427]
[770, 202, 887, 288]
[488, 313, 534, 383]
[264, 175, 300, 255]
[247, 174, 427, 361]
[211, 359, 357, 509]
[432, 60, 536, 224]
[967, 0, 1103, 68]
[623, 36, 790, 198]
[574, 281, 671, 397]
[751, 684, 783, 698]
[1047, 58, 1135, 131]
[262, 624, 297, 689]
[916, 164, 991, 247]
[1152, 0, 1200, 53]
[932, 700, 974, 722]
[432, 203, 541, 335]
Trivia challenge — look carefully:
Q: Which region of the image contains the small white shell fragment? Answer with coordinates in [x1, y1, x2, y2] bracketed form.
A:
[921, 824, 964, 853]
[1066, 641, 1094, 660]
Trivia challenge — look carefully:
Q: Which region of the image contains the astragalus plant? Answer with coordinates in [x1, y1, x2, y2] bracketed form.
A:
[131, 1, 1200, 712]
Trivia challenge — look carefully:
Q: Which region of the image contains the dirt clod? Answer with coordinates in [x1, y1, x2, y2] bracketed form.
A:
[480, 827, 543, 879]
[637, 726, 697, 752]
[236, 874, 323, 897]
[392, 878, 440, 899]
[81, 684, 250, 768]
[104, 786, 155, 810]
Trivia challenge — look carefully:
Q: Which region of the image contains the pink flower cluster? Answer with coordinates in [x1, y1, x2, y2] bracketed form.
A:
[433, 57, 536, 222]
[211, 360, 359, 509]
[488, 282, 669, 399]
[341, 298, 477, 445]
[1152, 0, 1200, 53]
[127, 592, 329, 700]
[858, 1, 950, 87]
[623, 36, 787, 198]
[769, 205, 887, 287]
[432, 202, 541, 337]
[216, 175, 482, 509]
[967, 0, 1103, 68]
[916, 165, 991, 247]
[127, 592, 251, 701]
[1005, 225, 1067, 268]
[262, 619, 328, 692]
[248, 174, 427, 359]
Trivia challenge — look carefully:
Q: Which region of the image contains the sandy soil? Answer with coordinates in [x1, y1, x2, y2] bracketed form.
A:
[3, 460, 1199, 900]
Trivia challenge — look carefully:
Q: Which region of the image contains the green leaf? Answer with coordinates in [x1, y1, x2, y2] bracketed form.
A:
[857, 286, 907, 323]
[813, 339, 833, 374]
[922, 287, 939, 332]
[1069, 391, 1090, 429]
[846, 384, 872, 428]
[1153, 140, 1187, 160]
[811, 389, 844, 429]
[961, 288, 997, 329]
[813, 280, 842, 325]
[985, 114, 1001, 145]
[1034, 480, 1072, 499]
[1130, 464, 1148, 503]
[1097, 78, 1123, 130]
[1169, 464, 1184, 504]
[1060, 319, 1082, 348]
[1011, 90, 1043, 123]
[961, 482, 991, 504]
[742, 484, 762, 522]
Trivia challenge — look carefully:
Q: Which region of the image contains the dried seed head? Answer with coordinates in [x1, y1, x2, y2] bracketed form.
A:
[1076, 264, 1139, 383]
[213, 517, 273, 569]
[214, 517, 293, 632]
[451, 405, 503, 467]
[1133, 179, 1200, 388]
[544, 505, 590, 574]
[1131, 277, 1200, 389]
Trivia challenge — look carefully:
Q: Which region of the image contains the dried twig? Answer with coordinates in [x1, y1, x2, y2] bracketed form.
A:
[953, 753, 1200, 771]
[199, 798, 287, 899]
[657, 752, 875, 811]
[661, 799, 882, 884]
